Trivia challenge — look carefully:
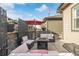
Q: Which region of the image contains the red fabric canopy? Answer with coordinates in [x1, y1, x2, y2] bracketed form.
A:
[24, 20, 43, 25]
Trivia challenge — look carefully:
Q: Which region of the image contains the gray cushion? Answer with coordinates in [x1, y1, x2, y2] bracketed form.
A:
[26, 40, 34, 44]
[63, 43, 74, 52]
[63, 43, 79, 56]
[11, 42, 29, 53]
[22, 36, 28, 43]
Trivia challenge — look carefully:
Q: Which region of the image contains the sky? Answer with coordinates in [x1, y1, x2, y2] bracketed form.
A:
[0, 3, 60, 21]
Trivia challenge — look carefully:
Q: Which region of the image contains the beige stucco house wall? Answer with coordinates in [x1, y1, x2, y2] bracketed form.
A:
[43, 16, 63, 34]
[45, 20, 63, 34]
[62, 3, 79, 45]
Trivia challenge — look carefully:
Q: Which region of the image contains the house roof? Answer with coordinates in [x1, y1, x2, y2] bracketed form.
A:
[57, 3, 71, 13]
[24, 20, 43, 25]
[43, 15, 62, 22]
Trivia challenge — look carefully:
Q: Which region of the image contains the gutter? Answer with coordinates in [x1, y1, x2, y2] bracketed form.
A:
[57, 3, 71, 13]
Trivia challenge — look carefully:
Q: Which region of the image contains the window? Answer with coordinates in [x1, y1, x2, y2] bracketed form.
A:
[72, 4, 79, 31]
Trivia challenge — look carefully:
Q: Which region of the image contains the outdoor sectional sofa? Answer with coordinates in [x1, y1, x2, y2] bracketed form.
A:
[63, 43, 79, 56]
[22, 36, 35, 49]
[9, 41, 74, 56]
[9, 41, 59, 56]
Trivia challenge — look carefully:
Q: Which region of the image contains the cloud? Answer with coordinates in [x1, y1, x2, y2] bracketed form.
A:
[7, 10, 24, 20]
[0, 3, 25, 20]
[0, 3, 15, 10]
[35, 4, 48, 12]
[16, 3, 26, 5]
[0, 3, 42, 20]
[28, 13, 33, 17]
[0, 3, 25, 10]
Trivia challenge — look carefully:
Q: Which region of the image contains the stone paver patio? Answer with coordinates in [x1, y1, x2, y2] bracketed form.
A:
[31, 40, 68, 53]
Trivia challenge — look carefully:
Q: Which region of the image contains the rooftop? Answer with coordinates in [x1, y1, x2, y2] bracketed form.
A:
[57, 3, 71, 13]
[43, 15, 62, 22]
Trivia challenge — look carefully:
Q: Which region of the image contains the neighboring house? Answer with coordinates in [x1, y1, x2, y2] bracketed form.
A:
[24, 20, 43, 39]
[43, 15, 63, 35]
[58, 3, 79, 45]
[24, 20, 43, 31]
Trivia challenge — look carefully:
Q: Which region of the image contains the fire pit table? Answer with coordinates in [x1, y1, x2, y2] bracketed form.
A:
[37, 38, 49, 50]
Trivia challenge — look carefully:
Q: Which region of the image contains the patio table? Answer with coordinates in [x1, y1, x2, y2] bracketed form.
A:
[37, 38, 49, 50]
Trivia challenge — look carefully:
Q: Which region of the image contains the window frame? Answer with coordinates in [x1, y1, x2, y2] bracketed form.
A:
[71, 4, 79, 31]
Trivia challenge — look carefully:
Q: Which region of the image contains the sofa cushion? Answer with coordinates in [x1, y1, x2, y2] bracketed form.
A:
[22, 36, 28, 43]
[26, 40, 34, 44]
[63, 43, 74, 52]
[40, 34, 47, 38]
[43, 51, 59, 56]
[40, 34, 54, 39]
[27, 52, 41, 56]
[59, 53, 74, 56]
[30, 50, 48, 54]
[47, 34, 54, 39]
[9, 52, 42, 56]
[11, 42, 29, 53]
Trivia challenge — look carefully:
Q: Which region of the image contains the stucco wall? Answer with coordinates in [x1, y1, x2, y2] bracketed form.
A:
[63, 3, 79, 45]
[44, 20, 63, 34]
